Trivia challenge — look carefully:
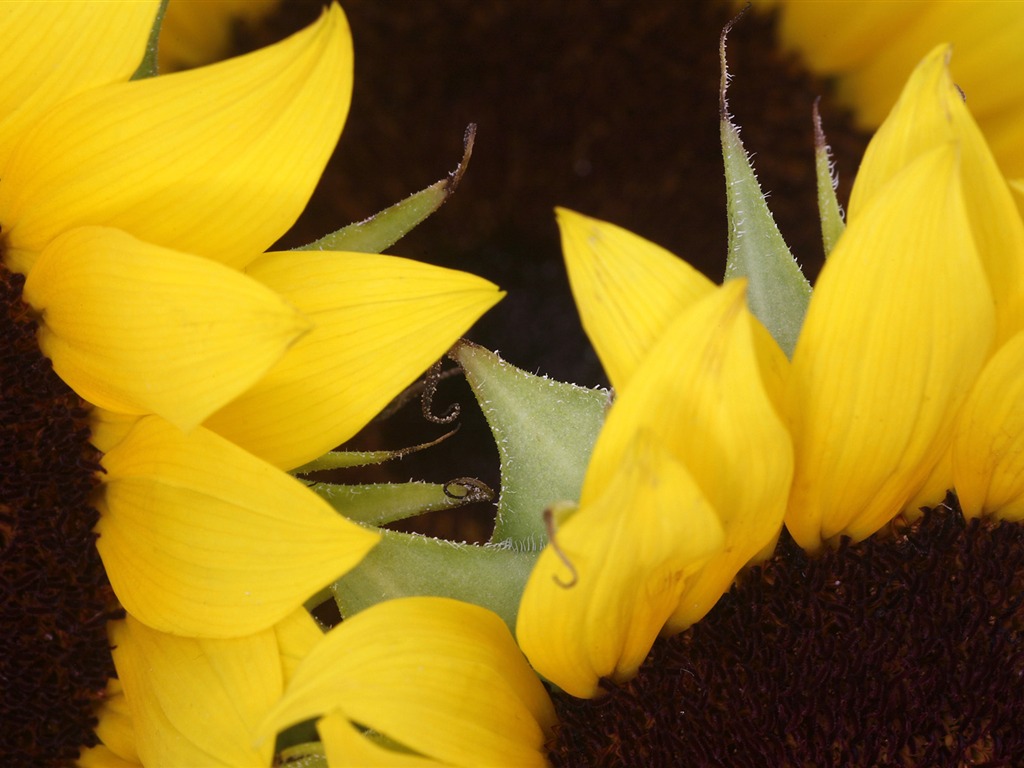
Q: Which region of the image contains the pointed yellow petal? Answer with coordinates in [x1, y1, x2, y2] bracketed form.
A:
[0, 3, 157, 178]
[848, 45, 1024, 344]
[318, 712, 444, 767]
[1, 5, 351, 273]
[95, 416, 380, 637]
[556, 207, 715, 390]
[261, 597, 555, 768]
[517, 431, 723, 698]
[787, 145, 995, 550]
[574, 280, 792, 633]
[110, 616, 279, 767]
[953, 330, 1024, 521]
[205, 251, 503, 470]
[23, 227, 309, 431]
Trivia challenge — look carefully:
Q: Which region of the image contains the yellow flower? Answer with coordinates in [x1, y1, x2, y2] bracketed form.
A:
[517, 214, 792, 697]
[519, 41, 1024, 705]
[263, 597, 556, 768]
[2, 2, 500, 762]
[758, 0, 1024, 180]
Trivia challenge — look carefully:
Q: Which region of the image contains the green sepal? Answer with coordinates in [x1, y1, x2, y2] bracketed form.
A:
[452, 341, 609, 547]
[311, 479, 492, 527]
[813, 99, 846, 257]
[131, 0, 168, 81]
[720, 25, 811, 358]
[276, 742, 326, 768]
[294, 125, 476, 254]
[331, 529, 538, 631]
[291, 429, 457, 473]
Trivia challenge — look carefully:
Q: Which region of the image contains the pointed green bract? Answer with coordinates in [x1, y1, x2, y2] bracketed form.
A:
[311, 480, 492, 527]
[721, 116, 811, 358]
[296, 126, 476, 254]
[291, 431, 457, 473]
[331, 530, 537, 631]
[454, 341, 610, 547]
[720, 25, 811, 357]
[814, 101, 846, 256]
[130, 0, 168, 80]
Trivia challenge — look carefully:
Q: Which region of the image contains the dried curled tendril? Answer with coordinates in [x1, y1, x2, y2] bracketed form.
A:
[421, 359, 462, 424]
[544, 507, 579, 589]
[443, 477, 495, 504]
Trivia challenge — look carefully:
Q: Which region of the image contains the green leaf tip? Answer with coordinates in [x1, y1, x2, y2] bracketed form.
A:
[451, 341, 610, 548]
[813, 99, 847, 257]
[131, 0, 168, 80]
[719, 14, 811, 358]
[295, 124, 477, 254]
[312, 479, 492, 527]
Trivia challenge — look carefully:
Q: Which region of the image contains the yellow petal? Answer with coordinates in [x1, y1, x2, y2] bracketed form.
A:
[205, 250, 503, 470]
[23, 226, 309, 432]
[95, 416, 380, 637]
[786, 145, 994, 551]
[159, 0, 279, 71]
[517, 431, 724, 698]
[953, 329, 1024, 521]
[0, 2, 157, 176]
[1, 4, 351, 273]
[110, 616, 280, 767]
[81, 679, 140, 767]
[318, 712, 443, 768]
[556, 207, 714, 390]
[261, 597, 555, 768]
[773, 1, 923, 74]
[771, 2, 1024, 178]
[848, 45, 1024, 345]
[89, 408, 142, 454]
[580, 279, 792, 633]
[274, 607, 324, 688]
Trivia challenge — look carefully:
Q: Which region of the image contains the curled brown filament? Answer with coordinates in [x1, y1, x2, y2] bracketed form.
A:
[421, 359, 461, 424]
[443, 477, 495, 504]
[544, 506, 578, 589]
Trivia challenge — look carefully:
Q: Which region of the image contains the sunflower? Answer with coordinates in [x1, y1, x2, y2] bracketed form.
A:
[0, 3, 543, 764]
[516, 43, 1024, 763]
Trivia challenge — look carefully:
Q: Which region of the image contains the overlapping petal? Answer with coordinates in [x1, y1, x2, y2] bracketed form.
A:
[78, 680, 139, 768]
[204, 250, 504, 470]
[769, 1, 1024, 177]
[274, 607, 324, 687]
[261, 597, 555, 767]
[95, 416, 379, 637]
[556, 206, 714, 390]
[953, 330, 1024, 521]
[580, 279, 792, 633]
[1, 4, 352, 274]
[317, 712, 442, 767]
[109, 616, 280, 767]
[847, 45, 1024, 345]
[24, 226, 309, 431]
[0, 2, 157, 172]
[786, 144, 995, 550]
[517, 431, 723, 698]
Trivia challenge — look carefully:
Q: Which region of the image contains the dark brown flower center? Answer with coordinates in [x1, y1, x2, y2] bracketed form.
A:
[547, 497, 1024, 767]
[1, 263, 118, 766]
